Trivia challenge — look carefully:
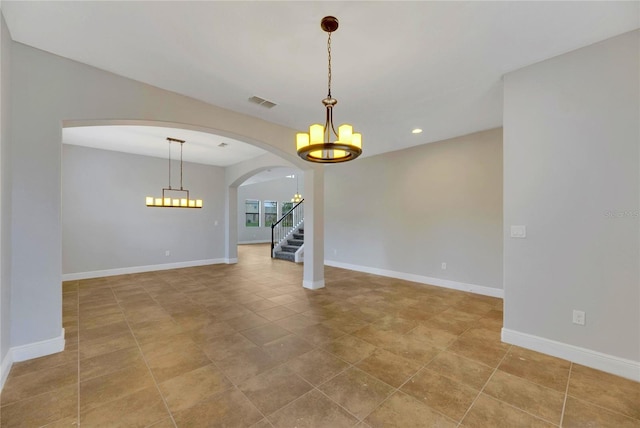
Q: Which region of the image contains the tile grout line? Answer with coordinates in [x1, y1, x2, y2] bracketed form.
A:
[559, 362, 573, 427]
[455, 344, 513, 428]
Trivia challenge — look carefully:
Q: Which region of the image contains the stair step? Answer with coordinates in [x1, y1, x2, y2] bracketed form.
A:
[293, 233, 304, 240]
[287, 239, 304, 246]
[274, 251, 295, 262]
[281, 245, 299, 253]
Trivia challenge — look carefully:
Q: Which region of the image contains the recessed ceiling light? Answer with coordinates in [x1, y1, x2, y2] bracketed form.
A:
[412, 128, 423, 134]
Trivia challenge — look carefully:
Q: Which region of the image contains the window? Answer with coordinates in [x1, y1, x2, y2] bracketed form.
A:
[281, 202, 294, 227]
[264, 200, 278, 227]
[245, 200, 260, 227]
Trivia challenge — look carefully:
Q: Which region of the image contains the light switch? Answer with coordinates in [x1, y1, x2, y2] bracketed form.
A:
[510, 225, 526, 238]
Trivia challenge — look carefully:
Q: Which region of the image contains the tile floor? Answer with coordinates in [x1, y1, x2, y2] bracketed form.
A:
[1, 244, 638, 427]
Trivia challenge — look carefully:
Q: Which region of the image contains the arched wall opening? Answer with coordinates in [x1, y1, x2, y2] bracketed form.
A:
[8, 42, 325, 361]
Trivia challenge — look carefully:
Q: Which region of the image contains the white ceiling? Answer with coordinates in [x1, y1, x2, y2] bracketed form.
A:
[3, 1, 639, 161]
[63, 125, 266, 167]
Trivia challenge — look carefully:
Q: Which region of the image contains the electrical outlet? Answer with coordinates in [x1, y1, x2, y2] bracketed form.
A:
[572, 310, 586, 326]
[165, 250, 171, 257]
[441, 262, 447, 270]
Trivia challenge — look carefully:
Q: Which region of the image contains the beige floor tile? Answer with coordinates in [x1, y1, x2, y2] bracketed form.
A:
[79, 320, 131, 341]
[79, 386, 169, 427]
[498, 346, 570, 392]
[146, 346, 212, 383]
[216, 347, 281, 384]
[138, 332, 201, 361]
[200, 333, 258, 361]
[6, 348, 78, 378]
[351, 325, 399, 347]
[365, 391, 457, 428]
[268, 389, 358, 428]
[78, 330, 138, 360]
[172, 388, 263, 427]
[185, 320, 237, 344]
[568, 364, 640, 420]
[239, 365, 313, 415]
[295, 324, 346, 347]
[401, 368, 479, 422]
[272, 313, 319, 332]
[382, 334, 441, 364]
[319, 367, 395, 419]
[370, 315, 419, 334]
[159, 364, 233, 412]
[483, 370, 564, 424]
[562, 396, 639, 428]
[226, 312, 271, 330]
[256, 305, 297, 322]
[1, 361, 78, 406]
[80, 346, 145, 381]
[288, 349, 349, 386]
[447, 334, 510, 367]
[356, 348, 422, 388]
[403, 324, 458, 349]
[322, 313, 371, 334]
[80, 363, 155, 412]
[0, 384, 77, 428]
[322, 334, 377, 364]
[241, 323, 292, 346]
[426, 351, 493, 390]
[146, 417, 177, 428]
[460, 393, 556, 428]
[262, 334, 314, 363]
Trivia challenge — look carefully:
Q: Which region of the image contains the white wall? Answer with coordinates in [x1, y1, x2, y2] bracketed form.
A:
[0, 12, 13, 384]
[503, 30, 639, 378]
[62, 144, 225, 276]
[237, 176, 304, 243]
[325, 128, 503, 295]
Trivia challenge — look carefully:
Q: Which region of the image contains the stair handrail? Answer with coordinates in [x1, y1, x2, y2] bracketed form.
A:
[271, 199, 304, 258]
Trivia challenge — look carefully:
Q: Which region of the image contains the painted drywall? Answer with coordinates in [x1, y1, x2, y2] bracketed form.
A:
[503, 30, 639, 363]
[237, 176, 304, 243]
[325, 128, 503, 291]
[0, 13, 13, 380]
[8, 40, 324, 354]
[62, 144, 225, 275]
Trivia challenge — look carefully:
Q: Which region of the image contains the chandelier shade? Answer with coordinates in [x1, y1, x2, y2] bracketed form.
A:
[296, 16, 362, 163]
[146, 137, 203, 208]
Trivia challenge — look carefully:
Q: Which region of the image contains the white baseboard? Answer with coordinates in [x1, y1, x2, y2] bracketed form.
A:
[238, 240, 271, 245]
[324, 259, 503, 299]
[303, 279, 325, 290]
[0, 348, 14, 391]
[225, 258, 238, 264]
[62, 259, 226, 281]
[502, 328, 640, 382]
[1, 328, 66, 391]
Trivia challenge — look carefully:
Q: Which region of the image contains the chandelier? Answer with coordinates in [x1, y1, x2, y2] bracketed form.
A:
[296, 16, 362, 163]
[291, 174, 303, 203]
[145, 137, 203, 208]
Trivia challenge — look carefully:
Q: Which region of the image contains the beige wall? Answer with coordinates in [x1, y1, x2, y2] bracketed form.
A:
[325, 128, 503, 294]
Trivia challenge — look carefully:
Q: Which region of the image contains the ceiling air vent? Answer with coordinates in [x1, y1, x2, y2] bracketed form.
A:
[248, 96, 277, 109]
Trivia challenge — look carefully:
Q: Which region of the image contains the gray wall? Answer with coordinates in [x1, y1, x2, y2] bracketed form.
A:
[503, 30, 639, 361]
[62, 144, 225, 275]
[325, 128, 503, 291]
[237, 176, 304, 243]
[1, 13, 12, 373]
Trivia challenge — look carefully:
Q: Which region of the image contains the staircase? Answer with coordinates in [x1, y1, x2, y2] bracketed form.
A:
[274, 228, 304, 262]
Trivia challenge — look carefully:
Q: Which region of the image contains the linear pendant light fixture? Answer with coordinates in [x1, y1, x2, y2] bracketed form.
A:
[296, 16, 362, 163]
[145, 137, 203, 208]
